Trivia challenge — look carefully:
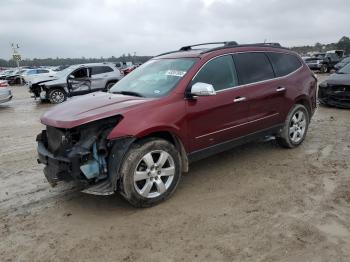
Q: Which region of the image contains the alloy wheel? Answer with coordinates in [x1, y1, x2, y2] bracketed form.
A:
[289, 110, 307, 143]
[51, 90, 65, 103]
[133, 150, 175, 198]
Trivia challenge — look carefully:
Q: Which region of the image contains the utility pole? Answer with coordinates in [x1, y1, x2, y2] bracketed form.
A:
[11, 43, 22, 84]
[11, 43, 21, 70]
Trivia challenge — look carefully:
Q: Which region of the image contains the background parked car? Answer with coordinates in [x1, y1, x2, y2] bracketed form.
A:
[0, 80, 12, 104]
[22, 68, 57, 85]
[121, 65, 138, 76]
[318, 63, 350, 108]
[4, 69, 30, 85]
[29, 62, 122, 103]
[305, 50, 344, 73]
[334, 56, 350, 71]
[0, 69, 15, 80]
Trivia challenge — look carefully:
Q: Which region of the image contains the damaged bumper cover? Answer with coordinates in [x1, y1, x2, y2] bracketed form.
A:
[36, 116, 134, 195]
[318, 84, 350, 108]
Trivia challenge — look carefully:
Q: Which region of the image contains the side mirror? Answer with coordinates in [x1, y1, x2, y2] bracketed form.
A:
[68, 75, 75, 80]
[190, 82, 216, 97]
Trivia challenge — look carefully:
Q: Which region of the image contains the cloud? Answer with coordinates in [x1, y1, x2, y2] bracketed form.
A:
[0, 0, 348, 59]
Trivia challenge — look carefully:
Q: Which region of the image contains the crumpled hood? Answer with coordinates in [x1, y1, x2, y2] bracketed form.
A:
[325, 73, 350, 86]
[30, 76, 59, 85]
[36, 77, 63, 86]
[41, 92, 153, 128]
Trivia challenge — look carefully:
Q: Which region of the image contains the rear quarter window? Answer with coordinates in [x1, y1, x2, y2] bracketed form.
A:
[233, 52, 274, 85]
[267, 52, 302, 77]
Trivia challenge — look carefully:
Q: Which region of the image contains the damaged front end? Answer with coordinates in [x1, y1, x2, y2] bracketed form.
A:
[318, 84, 350, 108]
[37, 115, 131, 195]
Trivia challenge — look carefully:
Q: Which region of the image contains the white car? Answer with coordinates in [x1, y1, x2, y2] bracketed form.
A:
[0, 80, 12, 104]
[22, 68, 56, 85]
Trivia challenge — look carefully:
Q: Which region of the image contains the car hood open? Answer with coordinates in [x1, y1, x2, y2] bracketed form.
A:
[41, 92, 152, 128]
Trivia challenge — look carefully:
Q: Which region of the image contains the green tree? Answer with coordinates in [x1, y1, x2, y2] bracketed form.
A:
[336, 36, 350, 54]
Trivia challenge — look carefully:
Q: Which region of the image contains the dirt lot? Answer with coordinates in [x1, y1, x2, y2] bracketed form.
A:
[0, 75, 349, 262]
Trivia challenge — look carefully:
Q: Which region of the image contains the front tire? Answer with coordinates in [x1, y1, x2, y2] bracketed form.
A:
[48, 88, 67, 104]
[118, 138, 182, 207]
[277, 104, 310, 148]
[320, 64, 328, 73]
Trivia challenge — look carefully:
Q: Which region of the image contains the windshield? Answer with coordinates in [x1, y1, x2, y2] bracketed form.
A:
[55, 66, 77, 78]
[314, 54, 325, 59]
[341, 57, 350, 63]
[110, 58, 197, 98]
[338, 63, 350, 74]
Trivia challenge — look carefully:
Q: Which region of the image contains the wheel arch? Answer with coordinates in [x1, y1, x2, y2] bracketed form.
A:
[105, 79, 118, 89]
[45, 85, 67, 94]
[294, 95, 312, 117]
[135, 131, 189, 173]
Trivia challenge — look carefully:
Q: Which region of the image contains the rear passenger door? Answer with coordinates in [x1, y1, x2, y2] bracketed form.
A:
[265, 52, 303, 120]
[232, 52, 284, 132]
[90, 66, 114, 90]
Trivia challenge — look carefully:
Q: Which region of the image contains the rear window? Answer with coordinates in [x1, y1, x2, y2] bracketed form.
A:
[267, 52, 302, 77]
[233, 52, 274, 85]
[91, 66, 114, 75]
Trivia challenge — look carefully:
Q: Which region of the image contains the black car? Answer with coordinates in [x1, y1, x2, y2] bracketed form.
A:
[334, 56, 350, 71]
[318, 63, 350, 108]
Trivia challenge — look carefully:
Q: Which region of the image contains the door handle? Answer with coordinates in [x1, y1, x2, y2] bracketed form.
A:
[276, 87, 286, 92]
[233, 96, 246, 103]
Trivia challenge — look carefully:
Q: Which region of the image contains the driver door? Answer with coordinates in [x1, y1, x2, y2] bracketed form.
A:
[186, 55, 252, 152]
[68, 67, 91, 95]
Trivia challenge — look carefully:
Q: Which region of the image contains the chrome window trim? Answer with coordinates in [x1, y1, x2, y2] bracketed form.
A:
[195, 113, 279, 139]
[190, 51, 303, 93]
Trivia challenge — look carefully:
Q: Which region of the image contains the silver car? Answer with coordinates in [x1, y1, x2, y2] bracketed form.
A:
[0, 81, 12, 104]
[29, 63, 122, 104]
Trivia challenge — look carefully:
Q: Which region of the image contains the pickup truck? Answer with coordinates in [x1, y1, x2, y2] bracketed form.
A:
[305, 50, 345, 73]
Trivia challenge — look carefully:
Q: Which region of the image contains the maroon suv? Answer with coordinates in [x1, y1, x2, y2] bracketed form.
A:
[37, 42, 317, 207]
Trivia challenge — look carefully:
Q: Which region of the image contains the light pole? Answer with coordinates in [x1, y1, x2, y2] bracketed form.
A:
[11, 43, 21, 69]
[11, 43, 22, 84]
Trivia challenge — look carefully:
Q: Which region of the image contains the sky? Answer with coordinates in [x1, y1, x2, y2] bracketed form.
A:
[0, 0, 349, 59]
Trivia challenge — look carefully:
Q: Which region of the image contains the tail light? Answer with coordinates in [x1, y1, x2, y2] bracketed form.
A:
[0, 81, 9, 88]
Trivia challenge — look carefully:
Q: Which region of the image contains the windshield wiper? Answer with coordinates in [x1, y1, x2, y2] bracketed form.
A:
[112, 91, 144, 97]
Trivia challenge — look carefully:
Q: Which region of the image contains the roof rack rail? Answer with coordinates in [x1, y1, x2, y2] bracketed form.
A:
[253, 42, 282, 47]
[200, 42, 286, 54]
[155, 50, 181, 57]
[179, 41, 238, 51]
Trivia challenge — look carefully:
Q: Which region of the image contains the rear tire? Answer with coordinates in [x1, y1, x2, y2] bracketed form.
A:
[118, 138, 182, 207]
[48, 88, 67, 104]
[105, 81, 117, 91]
[277, 104, 310, 148]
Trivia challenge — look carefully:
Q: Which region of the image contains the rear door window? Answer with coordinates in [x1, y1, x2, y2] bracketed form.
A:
[38, 69, 49, 74]
[91, 66, 114, 75]
[233, 52, 274, 85]
[267, 52, 302, 77]
[193, 55, 238, 91]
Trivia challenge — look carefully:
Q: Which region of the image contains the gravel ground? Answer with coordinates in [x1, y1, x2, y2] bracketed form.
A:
[0, 75, 349, 262]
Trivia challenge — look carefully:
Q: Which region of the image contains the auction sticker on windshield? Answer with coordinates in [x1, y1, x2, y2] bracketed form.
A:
[165, 70, 186, 77]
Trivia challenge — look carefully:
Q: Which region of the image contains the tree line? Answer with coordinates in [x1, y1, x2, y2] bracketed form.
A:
[290, 36, 350, 55]
[0, 54, 153, 68]
[1, 36, 350, 68]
